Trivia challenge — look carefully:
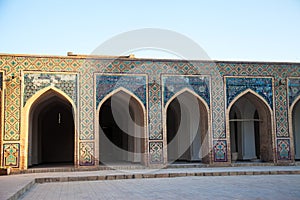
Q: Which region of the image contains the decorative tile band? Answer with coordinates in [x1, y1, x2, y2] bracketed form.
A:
[3, 143, 20, 167]
[213, 140, 227, 162]
[149, 142, 163, 164]
[277, 139, 290, 160]
[226, 77, 273, 109]
[162, 75, 210, 107]
[288, 78, 300, 107]
[148, 82, 162, 140]
[23, 73, 78, 106]
[96, 75, 146, 108]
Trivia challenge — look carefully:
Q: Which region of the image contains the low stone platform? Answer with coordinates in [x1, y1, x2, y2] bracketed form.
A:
[1, 165, 300, 200]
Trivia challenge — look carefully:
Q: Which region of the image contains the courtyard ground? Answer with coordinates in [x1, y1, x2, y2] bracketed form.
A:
[1, 165, 300, 200]
[19, 175, 300, 200]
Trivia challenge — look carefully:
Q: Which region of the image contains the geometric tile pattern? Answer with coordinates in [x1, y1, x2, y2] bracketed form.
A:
[4, 77, 21, 141]
[275, 83, 289, 138]
[95, 74, 146, 108]
[2, 56, 79, 143]
[1, 54, 300, 167]
[148, 82, 162, 140]
[149, 142, 163, 164]
[3, 143, 19, 167]
[221, 62, 292, 141]
[288, 78, 300, 107]
[162, 75, 210, 107]
[277, 139, 291, 160]
[226, 77, 273, 109]
[213, 140, 227, 162]
[23, 73, 78, 106]
[211, 70, 226, 139]
[1, 56, 22, 141]
[79, 60, 94, 141]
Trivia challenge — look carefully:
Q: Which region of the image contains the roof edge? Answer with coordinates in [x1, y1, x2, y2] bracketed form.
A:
[0, 52, 299, 65]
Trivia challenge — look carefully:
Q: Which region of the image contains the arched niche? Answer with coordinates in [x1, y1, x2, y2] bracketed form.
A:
[229, 91, 274, 162]
[166, 90, 210, 164]
[27, 89, 75, 167]
[97, 89, 146, 165]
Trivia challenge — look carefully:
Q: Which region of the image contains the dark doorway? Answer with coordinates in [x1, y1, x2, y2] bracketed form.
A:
[28, 90, 74, 167]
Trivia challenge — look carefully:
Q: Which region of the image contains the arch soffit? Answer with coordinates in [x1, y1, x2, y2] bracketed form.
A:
[228, 88, 273, 114]
[165, 87, 209, 114]
[96, 87, 146, 115]
[24, 86, 76, 113]
[290, 95, 300, 114]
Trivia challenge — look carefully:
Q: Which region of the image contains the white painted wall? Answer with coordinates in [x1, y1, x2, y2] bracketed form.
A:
[231, 97, 257, 160]
[293, 101, 300, 159]
[99, 91, 143, 164]
[168, 92, 202, 162]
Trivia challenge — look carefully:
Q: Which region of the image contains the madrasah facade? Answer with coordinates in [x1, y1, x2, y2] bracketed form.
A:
[0, 52, 299, 170]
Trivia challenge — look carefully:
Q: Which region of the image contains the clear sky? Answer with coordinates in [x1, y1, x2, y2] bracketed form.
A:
[0, 0, 299, 62]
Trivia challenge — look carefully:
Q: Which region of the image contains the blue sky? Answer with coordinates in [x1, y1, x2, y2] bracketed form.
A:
[0, 0, 299, 62]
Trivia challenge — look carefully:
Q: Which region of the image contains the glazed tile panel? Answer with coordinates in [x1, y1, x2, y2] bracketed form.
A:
[162, 75, 210, 107]
[23, 73, 78, 106]
[95, 74, 147, 108]
[149, 142, 163, 164]
[3, 143, 19, 167]
[213, 140, 227, 162]
[226, 77, 273, 109]
[277, 139, 291, 160]
[288, 78, 300, 106]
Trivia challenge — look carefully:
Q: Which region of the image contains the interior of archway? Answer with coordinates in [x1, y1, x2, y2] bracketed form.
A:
[229, 93, 273, 162]
[292, 100, 300, 160]
[167, 91, 209, 164]
[99, 91, 145, 165]
[28, 90, 75, 167]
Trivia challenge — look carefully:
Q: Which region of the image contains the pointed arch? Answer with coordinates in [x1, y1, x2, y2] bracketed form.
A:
[95, 87, 148, 166]
[24, 86, 76, 111]
[96, 87, 146, 116]
[290, 95, 300, 115]
[20, 86, 77, 169]
[228, 89, 273, 114]
[289, 95, 300, 161]
[163, 87, 211, 164]
[165, 88, 210, 114]
[226, 88, 275, 163]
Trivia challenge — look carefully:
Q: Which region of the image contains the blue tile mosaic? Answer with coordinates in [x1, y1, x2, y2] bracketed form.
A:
[23, 73, 78, 106]
[96, 75, 146, 108]
[288, 78, 300, 106]
[162, 76, 210, 107]
[226, 77, 273, 109]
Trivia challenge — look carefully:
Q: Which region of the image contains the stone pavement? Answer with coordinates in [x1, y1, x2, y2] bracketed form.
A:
[19, 175, 300, 200]
[1, 166, 300, 200]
